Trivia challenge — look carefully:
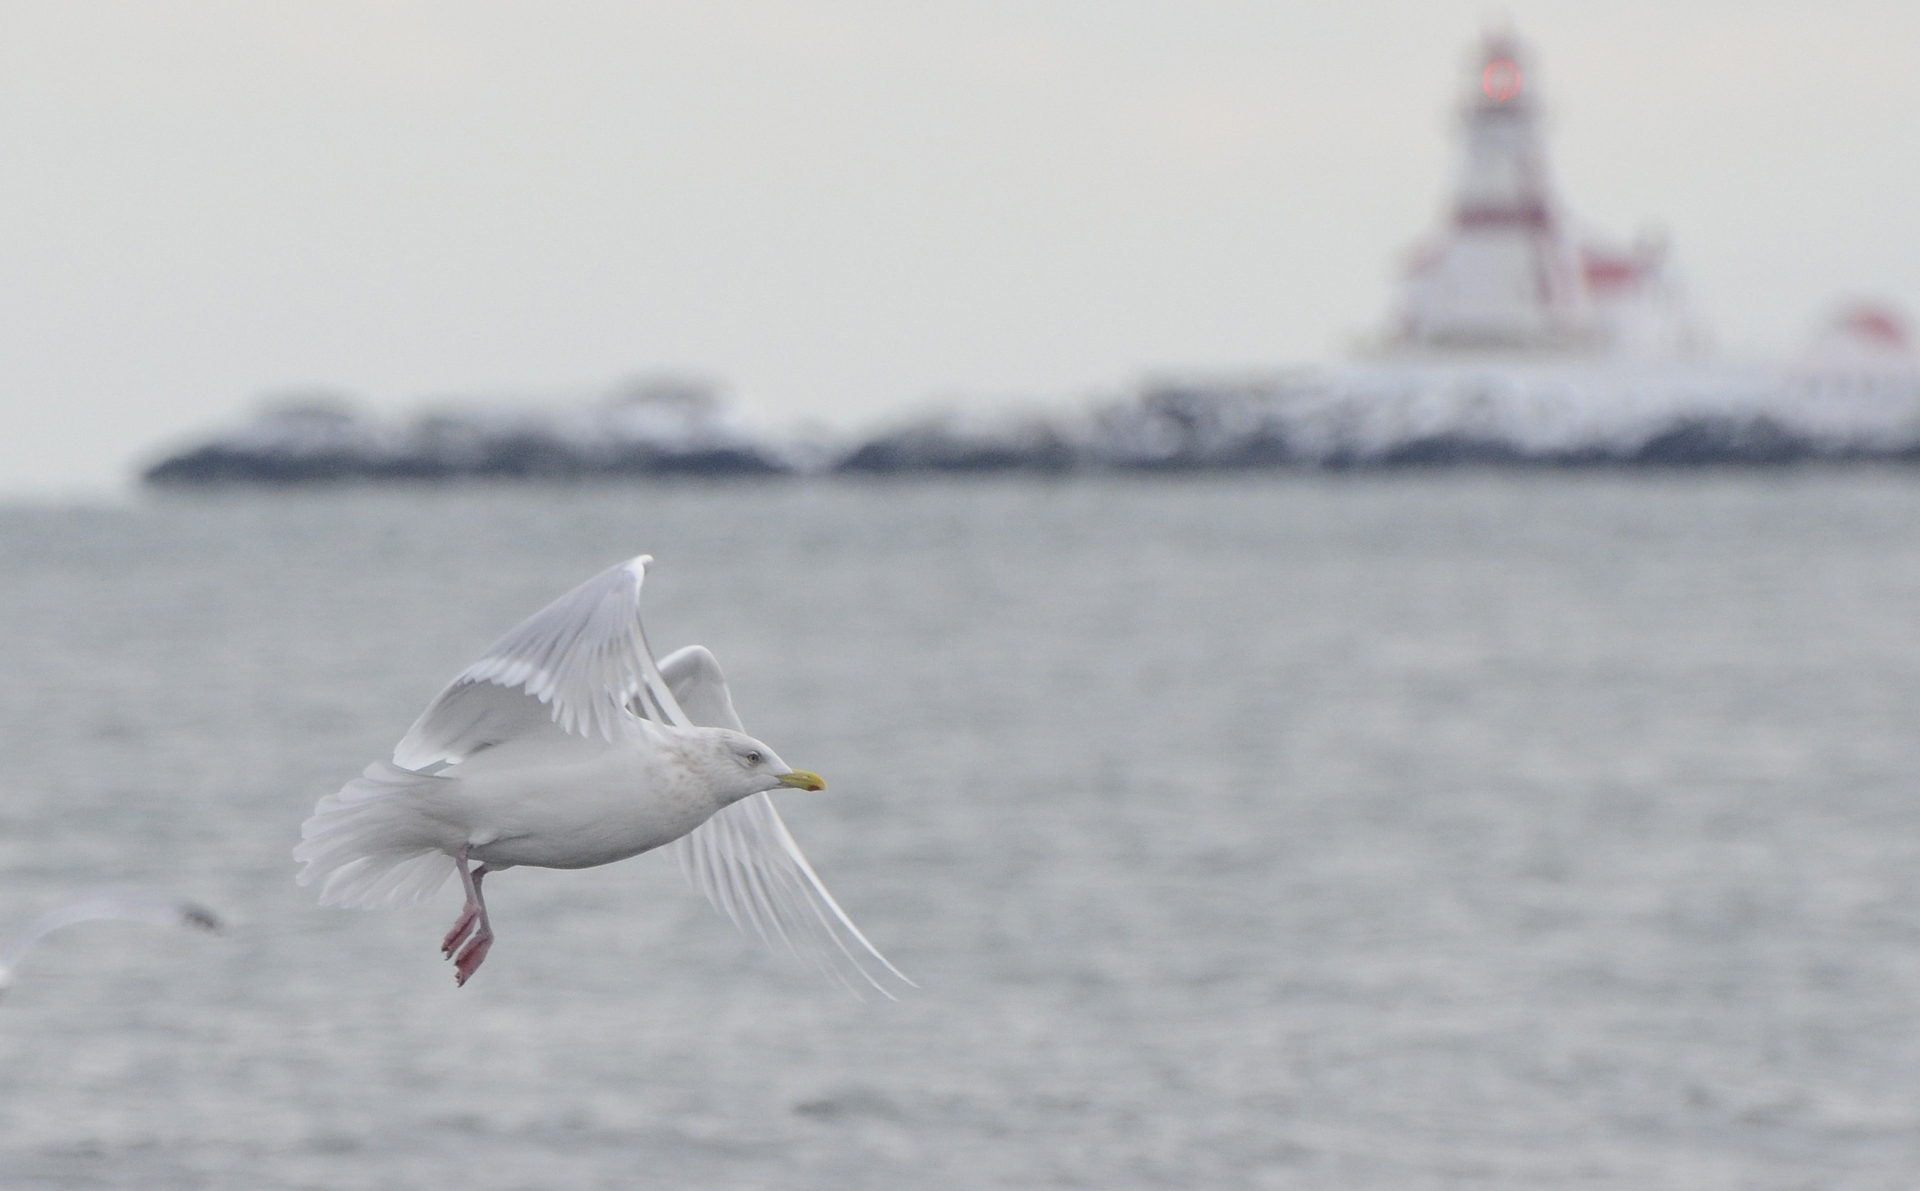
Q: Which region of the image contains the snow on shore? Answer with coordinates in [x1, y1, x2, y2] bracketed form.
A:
[142, 362, 1920, 484]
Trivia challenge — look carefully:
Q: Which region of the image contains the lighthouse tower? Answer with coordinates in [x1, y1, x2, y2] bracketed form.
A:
[1388, 31, 1701, 358]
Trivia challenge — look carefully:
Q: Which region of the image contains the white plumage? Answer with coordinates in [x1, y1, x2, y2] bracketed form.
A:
[294, 554, 908, 994]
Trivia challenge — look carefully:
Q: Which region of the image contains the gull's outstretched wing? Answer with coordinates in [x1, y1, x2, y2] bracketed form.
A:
[394, 555, 690, 770]
[660, 645, 912, 999]
[0, 892, 222, 980]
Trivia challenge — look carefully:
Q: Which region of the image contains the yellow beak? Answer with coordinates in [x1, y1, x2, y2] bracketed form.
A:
[775, 770, 827, 792]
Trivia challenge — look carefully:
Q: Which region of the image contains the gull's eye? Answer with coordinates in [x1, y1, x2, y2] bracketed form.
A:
[744, 750, 763, 765]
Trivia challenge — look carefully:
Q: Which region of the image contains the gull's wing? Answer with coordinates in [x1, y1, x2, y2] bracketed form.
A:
[0, 892, 222, 973]
[660, 645, 912, 998]
[394, 555, 690, 770]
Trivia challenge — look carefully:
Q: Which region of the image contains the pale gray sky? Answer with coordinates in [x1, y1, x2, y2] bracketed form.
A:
[2, 1, 1916, 493]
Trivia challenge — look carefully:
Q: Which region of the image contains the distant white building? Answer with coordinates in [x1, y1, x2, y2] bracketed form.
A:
[1383, 30, 1704, 360]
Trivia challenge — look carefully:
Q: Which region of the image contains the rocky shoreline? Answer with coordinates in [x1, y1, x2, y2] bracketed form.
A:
[141, 365, 1920, 484]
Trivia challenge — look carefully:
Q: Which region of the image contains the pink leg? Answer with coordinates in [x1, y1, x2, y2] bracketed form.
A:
[442, 847, 495, 986]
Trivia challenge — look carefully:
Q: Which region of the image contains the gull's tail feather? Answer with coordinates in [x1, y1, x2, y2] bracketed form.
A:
[295, 762, 457, 909]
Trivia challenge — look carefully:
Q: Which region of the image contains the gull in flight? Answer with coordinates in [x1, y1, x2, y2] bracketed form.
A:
[0, 892, 223, 996]
[295, 554, 908, 994]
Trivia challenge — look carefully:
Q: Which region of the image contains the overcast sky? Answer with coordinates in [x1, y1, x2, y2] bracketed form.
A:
[2, 1, 1916, 493]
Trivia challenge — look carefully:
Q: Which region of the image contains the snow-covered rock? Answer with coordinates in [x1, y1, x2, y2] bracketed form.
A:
[142, 362, 1920, 485]
[830, 363, 1920, 472]
[143, 380, 794, 484]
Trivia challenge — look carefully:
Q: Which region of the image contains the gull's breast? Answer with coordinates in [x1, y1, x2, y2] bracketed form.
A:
[441, 741, 717, 871]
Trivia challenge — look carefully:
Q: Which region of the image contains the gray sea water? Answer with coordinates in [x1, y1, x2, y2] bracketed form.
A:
[4, 473, 1920, 1189]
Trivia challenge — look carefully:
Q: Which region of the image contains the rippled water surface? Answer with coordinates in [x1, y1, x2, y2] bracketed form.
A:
[5, 473, 1920, 1189]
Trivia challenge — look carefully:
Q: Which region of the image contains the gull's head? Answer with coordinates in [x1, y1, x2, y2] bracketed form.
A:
[689, 728, 826, 806]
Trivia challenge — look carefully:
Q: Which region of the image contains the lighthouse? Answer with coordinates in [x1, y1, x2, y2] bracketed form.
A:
[1387, 30, 1702, 358]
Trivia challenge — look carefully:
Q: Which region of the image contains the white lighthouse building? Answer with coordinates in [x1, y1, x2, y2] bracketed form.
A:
[1387, 31, 1702, 359]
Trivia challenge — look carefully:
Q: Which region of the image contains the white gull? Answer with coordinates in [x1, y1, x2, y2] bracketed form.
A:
[0, 892, 222, 996]
[294, 554, 908, 994]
